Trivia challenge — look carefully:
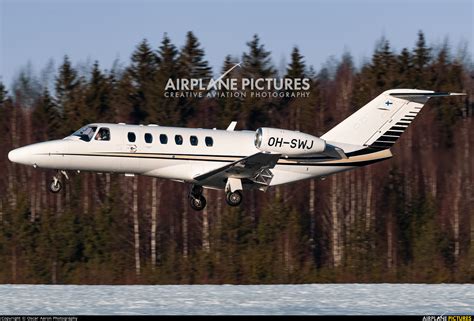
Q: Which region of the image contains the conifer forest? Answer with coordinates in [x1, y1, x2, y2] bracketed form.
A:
[0, 31, 473, 284]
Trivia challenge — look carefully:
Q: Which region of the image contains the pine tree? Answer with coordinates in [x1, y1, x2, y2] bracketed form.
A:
[370, 38, 397, 90]
[0, 82, 6, 104]
[177, 32, 213, 123]
[158, 34, 179, 80]
[85, 61, 114, 122]
[32, 88, 62, 140]
[286, 47, 306, 79]
[55, 56, 85, 135]
[414, 31, 431, 71]
[129, 39, 159, 123]
[413, 31, 431, 87]
[242, 34, 275, 78]
[178, 31, 212, 81]
[154, 33, 180, 125]
[130, 39, 159, 87]
[217, 55, 242, 128]
[396, 48, 414, 87]
[111, 70, 135, 123]
[284, 47, 312, 130]
[241, 34, 276, 128]
[11, 63, 41, 109]
[55, 56, 79, 108]
[430, 44, 464, 148]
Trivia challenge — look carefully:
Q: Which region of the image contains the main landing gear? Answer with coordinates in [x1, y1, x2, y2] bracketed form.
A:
[225, 190, 242, 207]
[225, 177, 243, 207]
[48, 170, 69, 193]
[188, 184, 243, 210]
[189, 184, 207, 211]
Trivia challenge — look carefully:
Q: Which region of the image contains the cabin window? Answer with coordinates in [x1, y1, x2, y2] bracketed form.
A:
[144, 133, 153, 144]
[72, 125, 97, 142]
[190, 135, 198, 146]
[95, 127, 110, 141]
[160, 134, 168, 144]
[128, 132, 136, 142]
[175, 135, 183, 145]
[205, 136, 213, 147]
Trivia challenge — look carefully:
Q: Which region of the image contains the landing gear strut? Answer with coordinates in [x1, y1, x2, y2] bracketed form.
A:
[189, 184, 206, 211]
[48, 170, 69, 193]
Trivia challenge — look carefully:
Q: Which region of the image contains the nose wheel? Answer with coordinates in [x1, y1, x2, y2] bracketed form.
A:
[189, 184, 207, 211]
[49, 177, 62, 193]
[48, 170, 69, 193]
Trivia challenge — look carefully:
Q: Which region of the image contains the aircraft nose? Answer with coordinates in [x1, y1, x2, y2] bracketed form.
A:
[8, 146, 30, 165]
[8, 148, 19, 162]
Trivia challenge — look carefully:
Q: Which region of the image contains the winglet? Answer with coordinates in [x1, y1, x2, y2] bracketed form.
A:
[226, 121, 237, 131]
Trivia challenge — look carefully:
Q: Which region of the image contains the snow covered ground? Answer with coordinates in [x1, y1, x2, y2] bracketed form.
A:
[0, 284, 472, 315]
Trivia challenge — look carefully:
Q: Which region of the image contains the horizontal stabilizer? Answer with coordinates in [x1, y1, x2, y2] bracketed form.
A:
[389, 92, 466, 98]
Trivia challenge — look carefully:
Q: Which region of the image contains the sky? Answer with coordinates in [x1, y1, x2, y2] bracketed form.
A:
[0, 0, 472, 89]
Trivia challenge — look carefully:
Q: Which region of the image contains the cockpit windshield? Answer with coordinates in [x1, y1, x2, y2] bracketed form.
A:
[72, 125, 97, 142]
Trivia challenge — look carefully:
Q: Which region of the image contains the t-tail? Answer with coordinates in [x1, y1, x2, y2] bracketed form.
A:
[321, 89, 465, 153]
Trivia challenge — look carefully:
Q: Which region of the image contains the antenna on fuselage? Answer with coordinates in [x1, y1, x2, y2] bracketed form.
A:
[226, 121, 237, 131]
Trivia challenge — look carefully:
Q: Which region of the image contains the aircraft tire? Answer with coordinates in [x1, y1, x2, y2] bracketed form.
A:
[49, 180, 62, 193]
[190, 195, 206, 211]
[226, 190, 242, 207]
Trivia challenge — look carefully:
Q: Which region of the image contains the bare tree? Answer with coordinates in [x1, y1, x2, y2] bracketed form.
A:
[132, 176, 141, 277]
[150, 178, 161, 269]
[202, 189, 210, 252]
[182, 190, 189, 259]
[331, 175, 342, 267]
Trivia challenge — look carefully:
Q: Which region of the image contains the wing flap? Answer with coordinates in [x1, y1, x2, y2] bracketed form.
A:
[193, 152, 281, 185]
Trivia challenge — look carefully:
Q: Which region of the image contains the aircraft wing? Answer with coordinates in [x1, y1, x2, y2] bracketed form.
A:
[193, 152, 281, 191]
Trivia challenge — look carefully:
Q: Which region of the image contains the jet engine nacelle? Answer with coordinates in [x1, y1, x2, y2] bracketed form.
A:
[255, 127, 326, 155]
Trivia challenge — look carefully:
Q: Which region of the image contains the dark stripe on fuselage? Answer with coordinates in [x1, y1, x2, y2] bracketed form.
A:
[50, 152, 390, 167]
[94, 152, 330, 161]
[345, 147, 385, 157]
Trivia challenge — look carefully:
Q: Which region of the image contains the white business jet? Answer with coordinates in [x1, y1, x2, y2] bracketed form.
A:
[8, 89, 464, 210]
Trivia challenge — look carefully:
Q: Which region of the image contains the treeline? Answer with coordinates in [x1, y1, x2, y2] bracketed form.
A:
[0, 31, 472, 284]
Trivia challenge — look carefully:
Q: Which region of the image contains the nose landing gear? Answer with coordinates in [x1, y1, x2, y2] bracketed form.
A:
[49, 177, 62, 193]
[189, 184, 207, 211]
[48, 170, 69, 193]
